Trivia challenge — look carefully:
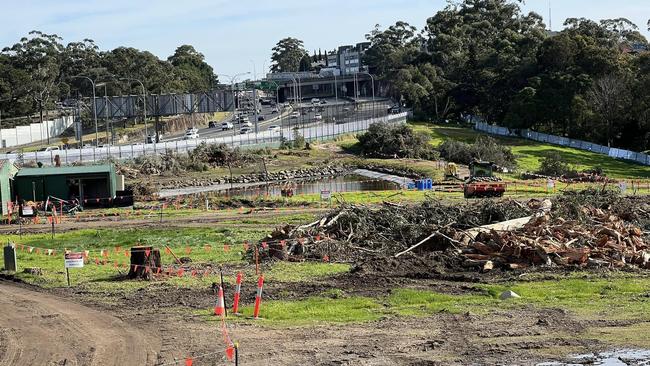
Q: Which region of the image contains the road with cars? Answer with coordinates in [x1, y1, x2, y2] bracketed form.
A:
[164, 97, 393, 142]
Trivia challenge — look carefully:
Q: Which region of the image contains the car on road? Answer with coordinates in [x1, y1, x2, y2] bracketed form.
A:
[343, 107, 351, 112]
[271, 108, 279, 114]
[268, 125, 280, 133]
[290, 111, 300, 119]
[258, 115, 265, 121]
[241, 121, 253, 128]
[240, 127, 253, 134]
[238, 116, 250, 124]
[221, 122, 234, 130]
[314, 114, 323, 121]
[184, 131, 199, 140]
[320, 100, 327, 105]
[38, 146, 60, 152]
[311, 98, 320, 105]
[208, 121, 220, 128]
[186, 127, 199, 134]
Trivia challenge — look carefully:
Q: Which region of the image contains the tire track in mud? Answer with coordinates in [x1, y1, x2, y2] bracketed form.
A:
[0, 281, 160, 366]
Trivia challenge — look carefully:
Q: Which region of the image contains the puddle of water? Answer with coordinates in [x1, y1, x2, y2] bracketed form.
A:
[214, 174, 400, 198]
[538, 349, 650, 366]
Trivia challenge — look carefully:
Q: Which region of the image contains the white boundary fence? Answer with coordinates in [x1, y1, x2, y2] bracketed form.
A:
[475, 122, 650, 166]
[2, 112, 408, 166]
[1, 115, 74, 148]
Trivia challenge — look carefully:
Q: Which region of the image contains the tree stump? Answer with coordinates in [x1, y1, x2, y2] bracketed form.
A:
[128, 246, 161, 280]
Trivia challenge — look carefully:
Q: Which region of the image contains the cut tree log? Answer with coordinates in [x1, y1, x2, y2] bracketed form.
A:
[128, 246, 161, 280]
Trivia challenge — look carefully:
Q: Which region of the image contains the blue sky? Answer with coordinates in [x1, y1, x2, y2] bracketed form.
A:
[1, 0, 649, 76]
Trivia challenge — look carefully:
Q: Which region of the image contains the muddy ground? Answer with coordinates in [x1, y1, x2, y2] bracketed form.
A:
[1, 265, 645, 366]
[2, 194, 649, 365]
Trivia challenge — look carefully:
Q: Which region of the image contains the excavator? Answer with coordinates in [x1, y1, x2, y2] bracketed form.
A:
[462, 161, 507, 198]
[444, 162, 462, 181]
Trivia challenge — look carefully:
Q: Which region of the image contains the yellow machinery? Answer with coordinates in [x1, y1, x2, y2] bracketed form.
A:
[444, 162, 460, 180]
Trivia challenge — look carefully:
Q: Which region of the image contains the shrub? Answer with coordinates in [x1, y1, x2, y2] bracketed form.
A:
[357, 122, 436, 159]
[292, 128, 306, 149]
[439, 136, 515, 168]
[536, 152, 576, 176]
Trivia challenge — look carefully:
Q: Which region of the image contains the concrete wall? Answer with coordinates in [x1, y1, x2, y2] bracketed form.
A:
[0, 115, 74, 148]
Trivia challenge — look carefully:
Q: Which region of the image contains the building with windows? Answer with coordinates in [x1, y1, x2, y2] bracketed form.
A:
[327, 42, 371, 76]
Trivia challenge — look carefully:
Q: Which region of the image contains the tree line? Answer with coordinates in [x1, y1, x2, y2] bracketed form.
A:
[362, 0, 650, 151]
[0, 31, 217, 126]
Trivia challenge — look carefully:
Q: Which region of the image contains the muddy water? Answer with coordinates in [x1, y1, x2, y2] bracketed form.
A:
[213, 174, 400, 198]
[538, 349, 650, 365]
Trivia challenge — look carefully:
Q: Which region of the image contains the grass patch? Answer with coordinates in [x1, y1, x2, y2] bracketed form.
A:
[411, 122, 650, 179]
[265, 262, 350, 282]
[220, 296, 382, 325]
[388, 288, 498, 316]
[483, 277, 650, 319]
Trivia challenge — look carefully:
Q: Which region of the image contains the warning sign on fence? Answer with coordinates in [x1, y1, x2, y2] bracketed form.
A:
[64, 253, 84, 268]
[619, 181, 627, 193]
[320, 190, 331, 201]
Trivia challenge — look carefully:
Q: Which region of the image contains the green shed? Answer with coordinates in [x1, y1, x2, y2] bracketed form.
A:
[13, 164, 118, 205]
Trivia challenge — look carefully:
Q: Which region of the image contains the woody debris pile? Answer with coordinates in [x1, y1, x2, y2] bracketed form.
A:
[255, 189, 650, 275]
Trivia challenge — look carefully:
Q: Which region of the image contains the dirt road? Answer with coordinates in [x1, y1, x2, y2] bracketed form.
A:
[0, 281, 160, 366]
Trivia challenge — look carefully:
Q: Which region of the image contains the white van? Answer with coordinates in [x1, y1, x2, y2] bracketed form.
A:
[311, 98, 320, 105]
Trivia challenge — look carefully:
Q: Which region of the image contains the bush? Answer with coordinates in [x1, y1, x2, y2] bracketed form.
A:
[189, 142, 260, 168]
[357, 122, 437, 159]
[536, 152, 576, 176]
[439, 136, 515, 168]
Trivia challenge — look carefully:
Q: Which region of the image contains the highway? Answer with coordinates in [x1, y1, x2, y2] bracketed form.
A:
[2, 112, 409, 165]
[163, 98, 393, 142]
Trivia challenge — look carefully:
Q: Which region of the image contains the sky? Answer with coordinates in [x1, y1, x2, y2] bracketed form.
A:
[1, 0, 649, 76]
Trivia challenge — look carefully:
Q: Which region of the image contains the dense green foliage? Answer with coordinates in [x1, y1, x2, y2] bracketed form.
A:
[364, 1, 650, 151]
[0, 31, 217, 126]
[536, 152, 576, 176]
[357, 122, 436, 159]
[438, 136, 516, 168]
[270, 37, 311, 73]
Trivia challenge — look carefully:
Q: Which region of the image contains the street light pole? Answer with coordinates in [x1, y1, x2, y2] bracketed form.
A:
[217, 72, 250, 141]
[72, 75, 99, 145]
[356, 72, 376, 118]
[334, 74, 338, 102]
[120, 78, 147, 143]
[266, 80, 282, 138]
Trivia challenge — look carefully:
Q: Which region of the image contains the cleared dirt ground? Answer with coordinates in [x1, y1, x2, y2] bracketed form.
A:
[2, 270, 646, 366]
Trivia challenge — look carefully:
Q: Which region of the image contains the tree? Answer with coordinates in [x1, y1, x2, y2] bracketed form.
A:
[168, 45, 217, 92]
[270, 38, 308, 72]
[587, 74, 630, 147]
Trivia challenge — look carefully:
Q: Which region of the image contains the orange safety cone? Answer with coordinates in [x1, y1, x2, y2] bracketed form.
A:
[214, 285, 225, 317]
[233, 272, 243, 314]
[253, 275, 264, 319]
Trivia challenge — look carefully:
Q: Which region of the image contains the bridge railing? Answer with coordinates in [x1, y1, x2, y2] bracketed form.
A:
[2, 113, 408, 166]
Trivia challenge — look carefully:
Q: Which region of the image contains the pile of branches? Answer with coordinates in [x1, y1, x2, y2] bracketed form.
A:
[254, 190, 650, 274]
[255, 198, 532, 262]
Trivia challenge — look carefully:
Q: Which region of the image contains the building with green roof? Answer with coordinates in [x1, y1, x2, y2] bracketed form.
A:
[13, 164, 119, 206]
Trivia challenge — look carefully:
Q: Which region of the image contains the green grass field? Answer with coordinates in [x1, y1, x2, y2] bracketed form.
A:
[411, 122, 650, 179]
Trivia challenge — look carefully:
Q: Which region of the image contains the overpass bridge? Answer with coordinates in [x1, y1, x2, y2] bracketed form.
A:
[92, 90, 233, 120]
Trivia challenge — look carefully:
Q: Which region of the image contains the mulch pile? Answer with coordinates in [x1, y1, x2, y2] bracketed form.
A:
[253, 189, 650, 274]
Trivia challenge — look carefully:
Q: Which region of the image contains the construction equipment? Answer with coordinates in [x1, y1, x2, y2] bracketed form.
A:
[444, 162, 461, 181]
[463, 161, 507, 198]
